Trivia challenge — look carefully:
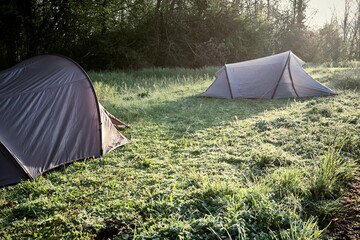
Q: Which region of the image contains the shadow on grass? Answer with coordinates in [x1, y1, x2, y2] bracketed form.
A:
[105, 95, 333, 139]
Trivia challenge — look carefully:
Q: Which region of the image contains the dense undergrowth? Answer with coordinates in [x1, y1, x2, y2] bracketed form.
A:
[1, 64, 359, 239]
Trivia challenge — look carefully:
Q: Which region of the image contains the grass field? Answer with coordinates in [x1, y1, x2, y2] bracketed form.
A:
[1, 64, 359, 239]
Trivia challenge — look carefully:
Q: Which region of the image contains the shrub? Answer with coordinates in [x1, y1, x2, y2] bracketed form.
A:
[331, 67, 360, 91]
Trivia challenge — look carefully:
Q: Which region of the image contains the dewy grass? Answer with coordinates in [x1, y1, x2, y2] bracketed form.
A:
[1, 65, 360, 239]
[310, 144, 357, 201]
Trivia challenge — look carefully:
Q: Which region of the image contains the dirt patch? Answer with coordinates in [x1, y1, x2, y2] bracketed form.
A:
[95, 227, 119, 240]
[325, 170, 360, 239]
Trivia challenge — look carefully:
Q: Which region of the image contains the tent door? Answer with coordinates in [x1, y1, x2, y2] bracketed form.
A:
[0, 142, 29, 187]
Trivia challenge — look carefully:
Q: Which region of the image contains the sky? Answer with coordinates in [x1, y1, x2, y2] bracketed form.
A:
[306, 0, 345, 28]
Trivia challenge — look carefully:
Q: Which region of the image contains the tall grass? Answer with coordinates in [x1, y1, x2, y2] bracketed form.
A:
[330, 67, 360, 91]
[310, 145, 357, 201]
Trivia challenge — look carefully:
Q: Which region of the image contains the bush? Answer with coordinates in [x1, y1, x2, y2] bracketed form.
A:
[331, 67, 360, 91]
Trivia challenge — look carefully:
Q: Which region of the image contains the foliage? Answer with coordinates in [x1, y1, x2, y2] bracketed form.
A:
[1, 0, 358, 70]
[1, 64, 359, 239]
[316, 22, 346, 62]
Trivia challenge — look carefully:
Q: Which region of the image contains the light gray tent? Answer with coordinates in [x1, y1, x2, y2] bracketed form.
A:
[202, 51, 337, 99]
[0, 55, 130, 187]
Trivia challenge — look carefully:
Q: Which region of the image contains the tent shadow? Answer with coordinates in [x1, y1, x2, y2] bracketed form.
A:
[106, 94, 329, 140]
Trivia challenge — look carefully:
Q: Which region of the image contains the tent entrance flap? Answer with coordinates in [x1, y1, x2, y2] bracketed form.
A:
[200, 67, 232, 98]
[0, 142, 29, 187]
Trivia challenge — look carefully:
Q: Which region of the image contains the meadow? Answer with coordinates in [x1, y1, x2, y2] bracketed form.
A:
[1, 63, 359, 239]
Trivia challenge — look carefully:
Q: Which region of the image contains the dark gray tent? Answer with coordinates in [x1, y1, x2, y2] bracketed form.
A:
[201, 51, 337, 99]
[0, 55, 130, 187]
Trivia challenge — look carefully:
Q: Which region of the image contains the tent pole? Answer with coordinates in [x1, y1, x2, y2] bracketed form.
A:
[224, 65, 234, 99]
[55, 54, 104, 156]
[271, 51, 291, 99]
[287, 54, 299, 97]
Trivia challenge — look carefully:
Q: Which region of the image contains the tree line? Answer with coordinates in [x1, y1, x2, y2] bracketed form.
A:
[0, 0, 359, 70]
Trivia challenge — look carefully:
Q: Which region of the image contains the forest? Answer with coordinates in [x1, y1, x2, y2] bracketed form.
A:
[1, 0, 359, 70]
